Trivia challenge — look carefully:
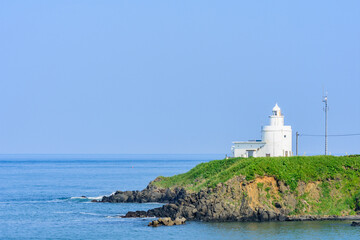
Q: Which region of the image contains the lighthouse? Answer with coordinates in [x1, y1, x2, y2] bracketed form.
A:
[231, 104, 292, 158]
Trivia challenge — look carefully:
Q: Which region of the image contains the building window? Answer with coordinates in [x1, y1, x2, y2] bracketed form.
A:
[284, 135, 286, 138]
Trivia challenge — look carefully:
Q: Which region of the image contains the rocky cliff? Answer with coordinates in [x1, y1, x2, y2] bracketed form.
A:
[101, 155, 360, 222]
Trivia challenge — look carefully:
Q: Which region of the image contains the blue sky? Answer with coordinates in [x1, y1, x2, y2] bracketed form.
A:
[0, 1, 359, 155]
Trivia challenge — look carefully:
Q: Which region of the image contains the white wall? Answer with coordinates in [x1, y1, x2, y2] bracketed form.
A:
[258, 125, 292, 157]
[232, 142, 265, 157]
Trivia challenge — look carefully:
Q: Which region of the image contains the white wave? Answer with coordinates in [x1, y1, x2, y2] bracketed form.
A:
[79, 212, 103, 216]
[68, 196, 103, 201]
[70, 197, 88, 200]
[68, 191, 116, 201]
[106, 215, 123, 218]
[101, 191, 116, 197]
[87, 196, 103, 200]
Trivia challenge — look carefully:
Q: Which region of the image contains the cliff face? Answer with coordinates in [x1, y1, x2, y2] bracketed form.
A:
[102, 175, 360, 221]
[101, 156, 360, 221]
[146, 176, 290, 221]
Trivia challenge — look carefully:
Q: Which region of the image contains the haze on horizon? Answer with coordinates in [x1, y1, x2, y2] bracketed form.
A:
[0, 1, 359, 155]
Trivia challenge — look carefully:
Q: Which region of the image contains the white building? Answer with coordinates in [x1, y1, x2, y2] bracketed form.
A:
[231, 104, 292, 158]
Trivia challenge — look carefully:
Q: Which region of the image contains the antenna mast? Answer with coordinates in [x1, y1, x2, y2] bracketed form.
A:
[322, 93, 328, 155]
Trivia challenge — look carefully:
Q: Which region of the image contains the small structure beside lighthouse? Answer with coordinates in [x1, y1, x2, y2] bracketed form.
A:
[231, 104, 292, 158]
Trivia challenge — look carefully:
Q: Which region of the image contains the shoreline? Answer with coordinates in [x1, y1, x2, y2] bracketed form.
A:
[285, 215, 360, 221]
[118, 208, 360, 222]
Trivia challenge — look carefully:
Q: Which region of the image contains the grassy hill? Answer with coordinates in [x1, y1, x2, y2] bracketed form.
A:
[153, 155, 360, 216]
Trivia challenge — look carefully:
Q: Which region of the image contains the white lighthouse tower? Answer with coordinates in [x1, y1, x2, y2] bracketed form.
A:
[259, 104, 292, 157]
[232, 103, 292, 157]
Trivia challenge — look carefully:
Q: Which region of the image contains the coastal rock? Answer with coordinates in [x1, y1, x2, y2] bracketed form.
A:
[114, 176, 294, 222]
[173, 217, 186, 225]
[101, 180, 182, 203]
[103, 174, 360, 223]
[148, 220, 159, 227]
[148, 217, 186, 227]
[123, 211, 147, 218]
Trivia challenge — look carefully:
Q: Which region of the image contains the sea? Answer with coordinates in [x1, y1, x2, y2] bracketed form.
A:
[1, 154, 359, 240]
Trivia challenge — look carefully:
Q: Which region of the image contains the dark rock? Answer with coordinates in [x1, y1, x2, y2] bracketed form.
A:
[268, 211, 277, 221]
[91, 199, 98, 202]
[168, 203, 178, 209]
[278, 214, 286, 221]
[351, 221, 360, 226]
[101, 184, 184, 204]
[259, 209, 269, 221]
[123, 211, 137, 218]
[116, 193, 128, 202]
[123, 211, 147, 218]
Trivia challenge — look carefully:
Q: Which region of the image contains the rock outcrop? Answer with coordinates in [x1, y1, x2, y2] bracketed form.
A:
[101, 175, 360, 222]
[351, 221, 360, 226]
[123, 211, 148, 218]
[144, 176, 290, 221]
[148, 217, 186, 227]
[101, 178, 183, 203]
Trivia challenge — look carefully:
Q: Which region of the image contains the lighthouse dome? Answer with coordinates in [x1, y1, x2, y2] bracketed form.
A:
[272, 103, 281, 111]
[272, 103, 281, 116]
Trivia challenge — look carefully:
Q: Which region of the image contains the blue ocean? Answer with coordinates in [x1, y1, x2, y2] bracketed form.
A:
[1, 154, 359, 240]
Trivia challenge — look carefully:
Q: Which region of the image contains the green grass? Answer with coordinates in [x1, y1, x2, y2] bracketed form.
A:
[154, 155, 360, 192]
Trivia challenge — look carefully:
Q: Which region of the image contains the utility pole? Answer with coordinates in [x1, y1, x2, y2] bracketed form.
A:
[296, 131, 299, 156]
[322, 93, 328, 155]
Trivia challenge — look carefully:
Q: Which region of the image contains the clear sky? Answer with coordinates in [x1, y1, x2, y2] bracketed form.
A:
[0, 1, 359, 155]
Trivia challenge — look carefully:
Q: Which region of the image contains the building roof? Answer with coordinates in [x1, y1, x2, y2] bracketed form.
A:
[272, 103, 281, 111]
[232, 141, 265, 144]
